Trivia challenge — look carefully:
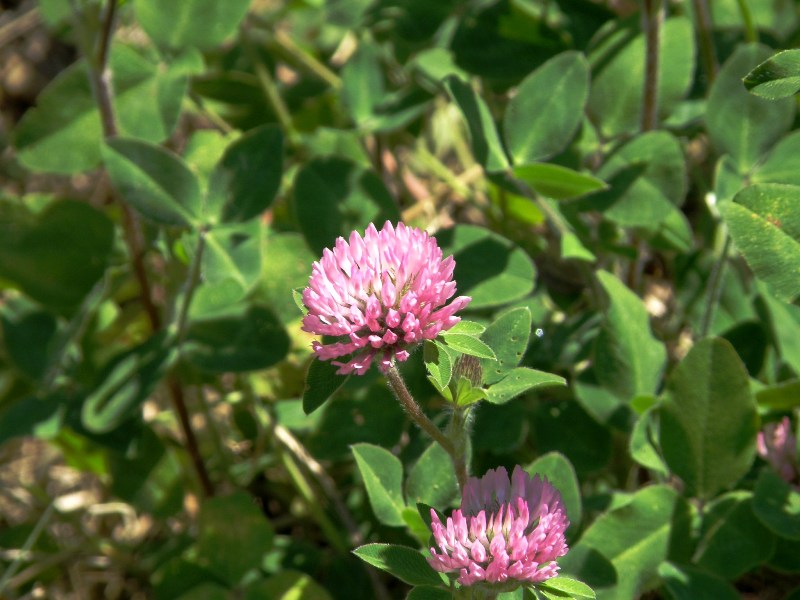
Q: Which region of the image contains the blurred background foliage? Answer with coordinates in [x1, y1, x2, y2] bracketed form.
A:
[1, 0, 800, 598]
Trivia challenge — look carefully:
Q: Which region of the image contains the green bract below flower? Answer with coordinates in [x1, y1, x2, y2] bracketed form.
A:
[301, 221, 471, 375]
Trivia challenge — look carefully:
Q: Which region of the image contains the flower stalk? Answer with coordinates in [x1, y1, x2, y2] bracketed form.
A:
[447, 404, 472, 493]
[385, 365, 468, 490]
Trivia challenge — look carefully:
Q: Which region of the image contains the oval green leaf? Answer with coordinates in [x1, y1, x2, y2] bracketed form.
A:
[206, 125, 283, 223]
[707, 44, 795, 170]
[0, 200, 113, 310]
[694, 491, 776, 580]
[504, 51, 589, 163]
[302, 358, 350, 415]
[659, 338, 758, 499]
[744, 49, 800, 99]
[14, 45, 195, 174]
[588, 17, 695, 136]
[721, 184, 800, 302]
[479, 307, 531, 385]
[103, 138, 202, 226]
[134, 0, 251, 50]
[593, 131, 687, 227]
[437, 224, 536, 310]
[182, 304, 289, 373]
[351, 443, 406, 527]
[593, 271, 666, 402]
[753, 469, 800, 540]
[512, 163, 607, 201]
[293, 157, 401, 255]
[559, 485, 692, 599]
[443, 76, 510, 173]
[196, 492, 275, 586]
[526, 452, 582, 531]
[353, 543, 442, 586]
[486, 367, 565, 405]
[405, 442, 459, 511]
[439, 333, 496, 360]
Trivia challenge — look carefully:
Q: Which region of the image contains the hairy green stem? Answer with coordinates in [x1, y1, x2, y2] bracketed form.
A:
[385, 366, 468, 490]
[447, 406, 471, 490]
[640, 0, 664, 132]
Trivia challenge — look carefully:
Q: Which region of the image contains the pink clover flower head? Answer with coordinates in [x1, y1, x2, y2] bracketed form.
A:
[301, 221, 471, 375]
[757, 417, 800, 485]
[428, 465, 569, 590]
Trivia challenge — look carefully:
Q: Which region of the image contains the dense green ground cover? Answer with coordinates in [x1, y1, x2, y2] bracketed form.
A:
[1, 0, 800, 598]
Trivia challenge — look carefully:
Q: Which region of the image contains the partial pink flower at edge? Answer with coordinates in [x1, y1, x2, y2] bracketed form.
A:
[428, 465, 569, 590]
[301, 221, 471, 375]
[757, 416, 800, 486]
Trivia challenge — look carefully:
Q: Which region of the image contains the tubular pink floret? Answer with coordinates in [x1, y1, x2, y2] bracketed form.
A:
[428, 466, 569, 589]
[301, 221, 471, 375]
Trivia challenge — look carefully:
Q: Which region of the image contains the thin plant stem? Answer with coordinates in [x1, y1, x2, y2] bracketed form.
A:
[700, 234, 731, 337]
[269, 419, 390, 598]
[198, 386, 233, 482]
[174, 228, 207, 343]
[167, 377, 215, 497]
[42, 275, 110, 390]
[691, 0, 718, 86]
[271, 422, 361, 546]
[83, 0, 161, 331]
[247, 14, 342, 89]
[415, 142, 473, 199]
[90, 0, 119, 137]
[0, 6, 40, 48]
[0, 503, 55, 593]
[278, 447, 350, 554]
[79, 0, 215, 498]
[640, 0, 664, 132]
[273, 30, 342, 88]
[260, 409, 352, 556]
[121, 205, 163, 330]
[242, 29, 300, 146]
[385, 366, 468, 490]
[243, 384, 389, 599]
[189, 92, 235, 134]
[735, 0, 758, 43]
